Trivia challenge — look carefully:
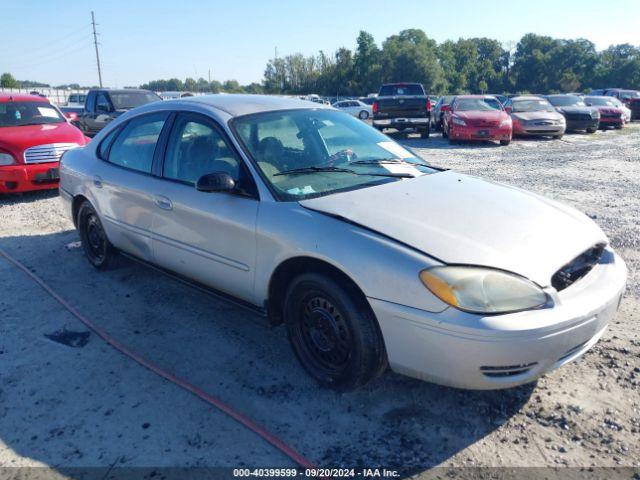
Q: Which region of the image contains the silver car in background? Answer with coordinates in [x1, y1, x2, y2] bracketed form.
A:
[59, 95, 627, 391]
[505, 96, 566, 138]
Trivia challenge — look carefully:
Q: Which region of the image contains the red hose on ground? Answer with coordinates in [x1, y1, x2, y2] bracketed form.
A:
[0, 247, 319, 470]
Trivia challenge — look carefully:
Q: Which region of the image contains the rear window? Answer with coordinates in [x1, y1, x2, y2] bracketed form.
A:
[379, 84, 425, 96]
[109, 91, 161, 110]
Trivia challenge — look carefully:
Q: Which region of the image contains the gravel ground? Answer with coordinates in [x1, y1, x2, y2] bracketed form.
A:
[0, 124, 639, 478]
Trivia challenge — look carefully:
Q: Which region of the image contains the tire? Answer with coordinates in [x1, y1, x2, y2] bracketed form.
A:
[420, 124, 430, 139]
[586, 128, 597, 134]
[614, 124, 623, 130]
[284, 273, 387, 391]
[500, 139, 511, 146]
[77, 201, 117, 270]
[442, 124, 448, 138]
[358, 110, 369, 120]
[553, 134, 564, 139]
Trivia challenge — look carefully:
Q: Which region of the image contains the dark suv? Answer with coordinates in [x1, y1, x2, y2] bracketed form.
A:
[77, 89, 161, 136]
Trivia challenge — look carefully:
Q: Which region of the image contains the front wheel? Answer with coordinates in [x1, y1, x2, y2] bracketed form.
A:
[284, 273, 387, 391]
[500, 139, 511, 146]
[586, 127, 597, 134]
[442, 124, 449, 138]
[553, 134, 564, 139]
[358, 110, 369, 120]
[77, 201, 117, 270]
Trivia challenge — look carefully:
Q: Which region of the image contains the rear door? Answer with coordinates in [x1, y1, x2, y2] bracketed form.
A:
[150, 112, 259, 302]
[91, 111, 170, 261]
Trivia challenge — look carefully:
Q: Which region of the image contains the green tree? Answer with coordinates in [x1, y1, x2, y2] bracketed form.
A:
[1, 72, 18, 88]
[381, 29, 445, 93]
[353, 31, 382, 94]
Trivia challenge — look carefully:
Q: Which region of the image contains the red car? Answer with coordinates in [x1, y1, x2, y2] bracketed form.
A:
[584, 96, 625, 129]
[0, 94, 89, 194]
[443, 95, 512, 145]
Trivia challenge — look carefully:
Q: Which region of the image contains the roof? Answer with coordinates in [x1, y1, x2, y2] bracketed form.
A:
[455, 95, 499, 99]
[511, 95, 545, 101]
[181, 94, 331, 117]
[0, 94, 50, 103]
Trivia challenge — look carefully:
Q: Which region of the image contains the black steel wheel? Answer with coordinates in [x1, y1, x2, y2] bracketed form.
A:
[285, 273, 387, 390]
[77, 201, 116, 269]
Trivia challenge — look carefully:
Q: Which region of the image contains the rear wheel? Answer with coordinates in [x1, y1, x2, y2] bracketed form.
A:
[420, 124, 430, 139]
[284, 273, 387, 391]
[358, 110, 369, 120]
[442, 124, 449, 138]
[77, 201, 116, 270]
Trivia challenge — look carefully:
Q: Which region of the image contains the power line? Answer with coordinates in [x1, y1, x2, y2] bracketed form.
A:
[91, 11, 103, 88]
[0, 27, 92, 63]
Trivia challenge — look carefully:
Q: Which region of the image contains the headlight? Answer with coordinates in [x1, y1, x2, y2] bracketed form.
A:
[500, 118, 512, 127]
[0, 153, 16, 166]
[452, 117, 466, 126]
[419, 266, 548, 314]
[591, 110, 600, 119]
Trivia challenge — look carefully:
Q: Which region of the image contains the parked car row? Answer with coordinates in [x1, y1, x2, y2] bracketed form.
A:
[426, 91, 634, 146]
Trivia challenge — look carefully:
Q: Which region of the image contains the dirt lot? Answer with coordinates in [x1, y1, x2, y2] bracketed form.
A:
[1, 124, 639, 478]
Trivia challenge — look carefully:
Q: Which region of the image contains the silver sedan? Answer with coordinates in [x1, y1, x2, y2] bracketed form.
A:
[59, 95, 627, 390]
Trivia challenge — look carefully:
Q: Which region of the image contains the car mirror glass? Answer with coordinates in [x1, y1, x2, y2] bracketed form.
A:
[196, 172, 236, 193]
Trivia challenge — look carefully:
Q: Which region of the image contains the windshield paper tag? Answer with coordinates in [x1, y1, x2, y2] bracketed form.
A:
[377, 141, 414, 159]
[37, 107, 58, 118]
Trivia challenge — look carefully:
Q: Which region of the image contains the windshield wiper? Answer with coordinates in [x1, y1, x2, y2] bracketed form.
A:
[274, 165, 414, 178]
[351, 158, 425, 167]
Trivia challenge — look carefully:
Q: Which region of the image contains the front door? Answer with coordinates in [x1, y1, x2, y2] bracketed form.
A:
[150, 112, 259, 303]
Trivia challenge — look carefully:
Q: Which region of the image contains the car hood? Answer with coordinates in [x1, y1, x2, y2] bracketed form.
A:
[511, 110, 563, 122]
[554, 105, 595, 114]
[299, 171, 607, 287]
[0, 122, 86, 154]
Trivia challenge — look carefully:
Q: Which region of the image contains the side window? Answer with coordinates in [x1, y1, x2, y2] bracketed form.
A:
[163, 115, 240, 184]
[107, 113, 167, 173]
[96, 93, 111, 112]
[97, 127, 120, 160]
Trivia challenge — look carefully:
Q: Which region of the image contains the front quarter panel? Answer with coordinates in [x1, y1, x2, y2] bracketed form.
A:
[254, 202, 448, 313]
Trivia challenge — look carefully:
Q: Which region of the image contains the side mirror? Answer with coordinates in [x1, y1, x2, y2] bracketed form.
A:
[504, 106, 513, 113]
[196, 172, 236, 193]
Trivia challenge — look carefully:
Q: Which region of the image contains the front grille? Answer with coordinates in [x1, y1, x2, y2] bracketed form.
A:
[565, 113, 592, 121]
[23, 143, 80, 164]
[469, 120, 499, 127]
[601, 112, 621, 118]
[551, 244, 605, 292]
[480, 362, 538, 378]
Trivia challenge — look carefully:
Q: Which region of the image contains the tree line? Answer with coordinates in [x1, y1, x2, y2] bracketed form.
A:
[262, 30, 640, 96]
[3, 30, 639, 96]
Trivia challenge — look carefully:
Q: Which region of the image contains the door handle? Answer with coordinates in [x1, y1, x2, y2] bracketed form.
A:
[93, 176, 103, 188]
[154, 195, 173, 211]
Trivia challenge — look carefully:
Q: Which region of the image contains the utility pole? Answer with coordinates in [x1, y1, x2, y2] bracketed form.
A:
[91, 11, 103, 87]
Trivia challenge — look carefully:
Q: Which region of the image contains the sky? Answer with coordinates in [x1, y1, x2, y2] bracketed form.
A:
[2, 0, 639, 88]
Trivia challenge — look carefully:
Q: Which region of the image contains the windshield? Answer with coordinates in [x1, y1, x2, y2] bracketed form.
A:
[379, 84, 424, 96]
[0, 101, 65, 127]
[512, 98, 555, 112]
[619, 90, 640, 99]
[454, 98, 502, 111]
[233, 109, 436, 201]
[547, 96, 585, 107]
[110, 91, 161, 109]
[585, 97, 617, 107]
